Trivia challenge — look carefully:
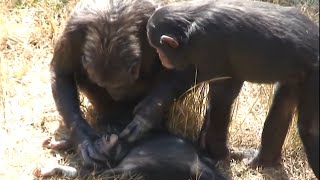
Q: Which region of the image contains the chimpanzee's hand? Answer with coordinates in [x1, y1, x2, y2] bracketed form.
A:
[78, 134, 121, 168]
[119, 115, 153, 143]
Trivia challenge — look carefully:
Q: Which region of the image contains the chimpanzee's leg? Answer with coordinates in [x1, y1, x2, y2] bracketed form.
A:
[204, 79, 244, 160]
[297, 70, 319, 178]
[249, 81, 299, 167]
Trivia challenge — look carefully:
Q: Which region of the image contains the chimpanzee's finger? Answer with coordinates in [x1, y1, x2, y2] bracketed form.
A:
[79, 141, 104, 168]
[97, 134, 119, 155]
[79, 141, 93, 167]
[43, 138, 71, 151]
[119, 121, 138, 141]
[87, 143, 107, 162]
[126, 125, 142, 143]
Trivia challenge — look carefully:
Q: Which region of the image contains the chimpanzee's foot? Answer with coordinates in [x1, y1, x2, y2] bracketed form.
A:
[230, 148, 281, 168]
[42, 138, 72, 151]
[206, 142, 230, 161]
[245, 150, 282, 168]
[38, 138, 77, 178]
[33, 164, 78, 178]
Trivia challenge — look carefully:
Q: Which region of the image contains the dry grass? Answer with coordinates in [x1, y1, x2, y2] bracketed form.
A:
[0, 0, 318, 179]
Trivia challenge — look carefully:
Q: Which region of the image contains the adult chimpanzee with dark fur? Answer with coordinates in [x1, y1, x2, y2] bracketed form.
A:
[147, 0, 319, 178]
[45, 130, 227, 180]
[50, 0, 195, 169]
[101, 132, 226, 180]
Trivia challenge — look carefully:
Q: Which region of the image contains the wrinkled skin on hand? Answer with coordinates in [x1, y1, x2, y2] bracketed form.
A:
[44, 134, 127, 169]
[120, 115, 154, 143]
[78, 134, 128, 168]
[101, 68, 196, 162]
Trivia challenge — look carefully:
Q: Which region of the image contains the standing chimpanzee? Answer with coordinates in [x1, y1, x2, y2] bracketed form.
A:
[50, 0, 195, 169]
[146, 0, 319, 178]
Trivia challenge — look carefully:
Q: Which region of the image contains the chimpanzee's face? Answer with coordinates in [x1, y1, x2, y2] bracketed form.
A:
[82, 27, 141, 100]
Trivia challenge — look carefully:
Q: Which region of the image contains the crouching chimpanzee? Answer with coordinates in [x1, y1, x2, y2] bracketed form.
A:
[146, 0, 319, 178]
[50, 0, 195, 170]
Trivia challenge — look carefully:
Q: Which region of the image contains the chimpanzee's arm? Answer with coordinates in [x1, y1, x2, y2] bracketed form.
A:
[120, 66, 196, 142]
[50, 27, 99, 146]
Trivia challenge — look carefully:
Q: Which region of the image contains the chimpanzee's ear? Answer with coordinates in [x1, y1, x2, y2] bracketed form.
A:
[160, 35, 179, 48]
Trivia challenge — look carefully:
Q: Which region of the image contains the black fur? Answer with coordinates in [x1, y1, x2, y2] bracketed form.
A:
[92, 132, 227, 180]
[51, 0, 195, 169]
[147, 0, 319, 178]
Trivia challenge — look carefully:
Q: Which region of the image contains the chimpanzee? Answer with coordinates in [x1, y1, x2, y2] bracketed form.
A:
[146, 0, 319, 178]
[44, 131, 227, 180]
[50, 0, 195, 169]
